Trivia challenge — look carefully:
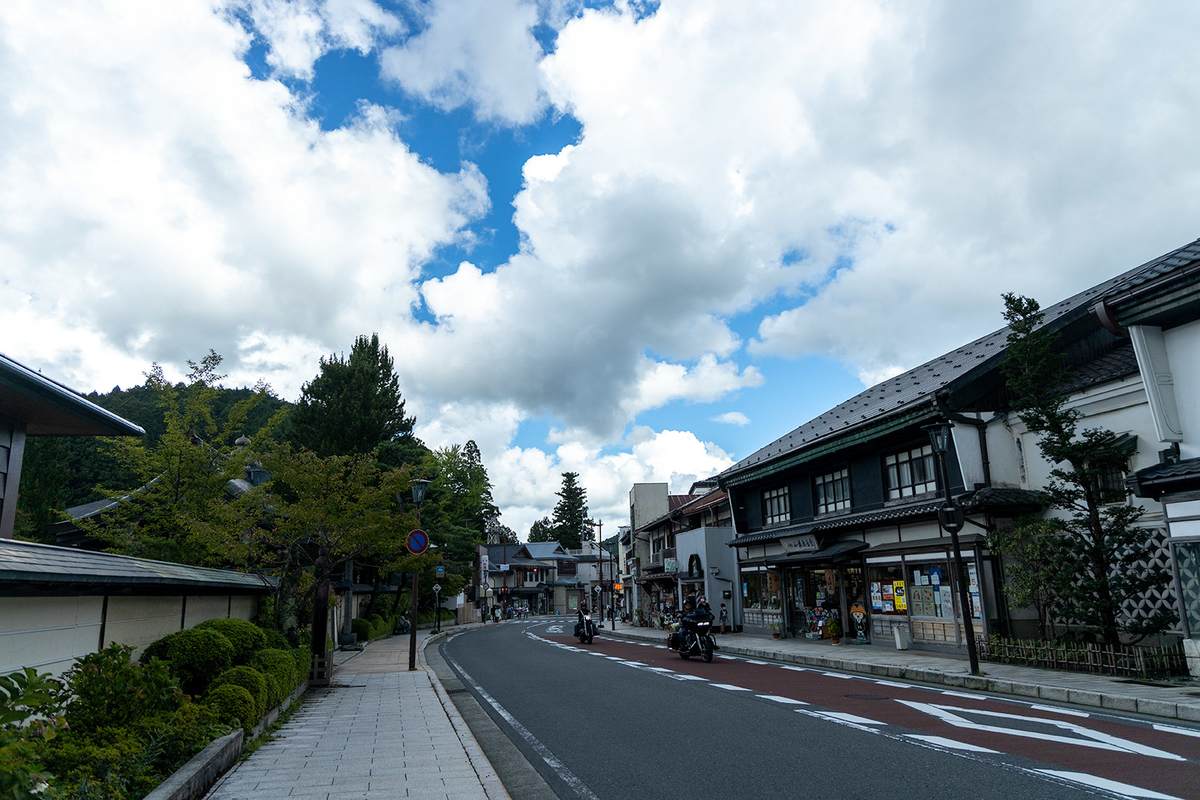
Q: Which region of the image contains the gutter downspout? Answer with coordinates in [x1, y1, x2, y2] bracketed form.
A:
[935, 393, 991, 487]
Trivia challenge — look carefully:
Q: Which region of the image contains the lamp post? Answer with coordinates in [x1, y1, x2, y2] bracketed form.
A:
[408, 478, 431, 672]
[924, 423, 980, 675]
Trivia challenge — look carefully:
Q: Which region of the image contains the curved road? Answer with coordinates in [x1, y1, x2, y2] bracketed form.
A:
[438, 620, 1200, 800]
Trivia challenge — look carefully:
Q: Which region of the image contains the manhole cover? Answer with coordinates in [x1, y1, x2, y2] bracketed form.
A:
[844, 693, 888, 700]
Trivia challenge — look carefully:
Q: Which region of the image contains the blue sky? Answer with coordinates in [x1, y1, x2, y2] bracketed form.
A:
[3, 1, 1199, 533]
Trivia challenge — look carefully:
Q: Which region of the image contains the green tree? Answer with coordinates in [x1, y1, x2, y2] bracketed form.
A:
[526, 516, 555, 543]
[79, 356, 270, 565]
[288, 333, 416, 458]
[998, 293, 1176, 644]
[551, 472, 588, 549]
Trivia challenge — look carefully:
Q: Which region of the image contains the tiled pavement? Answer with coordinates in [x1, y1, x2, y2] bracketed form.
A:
[602, 620, 1200, 722]
[204, 629, 507, 800]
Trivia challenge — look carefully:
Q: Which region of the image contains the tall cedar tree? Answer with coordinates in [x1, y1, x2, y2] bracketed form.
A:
[551, 472, 589, 549]
[999, 293, 1176, 644]
[289, 334, 415, 457]
[526, 517, 556, 542]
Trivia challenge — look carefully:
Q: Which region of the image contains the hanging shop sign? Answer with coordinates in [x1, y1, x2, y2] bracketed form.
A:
[664, 557, 678, 573]
[782, 534, 819, 554]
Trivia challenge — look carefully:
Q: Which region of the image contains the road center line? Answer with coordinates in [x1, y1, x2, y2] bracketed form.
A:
[757, 694, 808, 705]
[709, 683, 751, 691]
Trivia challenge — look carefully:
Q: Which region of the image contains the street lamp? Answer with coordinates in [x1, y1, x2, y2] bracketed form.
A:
[924, 423, 980, 675]
[408, 478, 432, 671]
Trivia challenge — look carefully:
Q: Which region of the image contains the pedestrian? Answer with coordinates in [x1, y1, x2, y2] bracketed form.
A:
[719, 602, 730, 634]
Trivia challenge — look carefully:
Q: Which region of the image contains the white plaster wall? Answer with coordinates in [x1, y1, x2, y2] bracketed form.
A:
[1165, 319, 1200, 459]
[0, 597, 103, 677]
[2, 593, 262, 677]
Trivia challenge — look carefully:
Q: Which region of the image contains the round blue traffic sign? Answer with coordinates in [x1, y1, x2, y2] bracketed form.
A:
[407, 529, 429, 555]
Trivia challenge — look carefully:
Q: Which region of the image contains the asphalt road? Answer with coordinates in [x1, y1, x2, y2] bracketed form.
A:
[438, 620, 1200, 800]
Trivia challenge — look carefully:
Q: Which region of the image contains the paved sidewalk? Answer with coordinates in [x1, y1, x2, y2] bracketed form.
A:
[204, 628, 507, 800]
[600, 620, 1200, 723]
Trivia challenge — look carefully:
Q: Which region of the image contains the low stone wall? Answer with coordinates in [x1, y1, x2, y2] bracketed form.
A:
[144, 680, 308, 800]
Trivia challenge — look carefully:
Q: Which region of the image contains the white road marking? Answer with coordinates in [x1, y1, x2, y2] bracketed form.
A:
[546, 625, 564, 634]
[743, 659, 769, 665]
[446, 654, 600, 800]
[873, 680, 913, 689]
[1035, 770, 1182, 799]
[709, 683, 751, 691]
[821, 711, 886, 726]
[1029, 704, 1089, 718]
[605, 656, 625, 661]
[904, 735, 999, 753]
[781, 665, 809, 673]
[1153, 723, 1200, 739]
[822, 671, 853, 679]
[756, 694, 808, 705]
[795, 708, 886, 733]
[896, 700, 1186, 761]
[669, 674, 708, 681]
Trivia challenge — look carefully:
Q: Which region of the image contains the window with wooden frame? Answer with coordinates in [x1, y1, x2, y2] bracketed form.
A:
[884, 444, 938, 500]
[762, 486, 791, 526]
[814, 468, 851, 515]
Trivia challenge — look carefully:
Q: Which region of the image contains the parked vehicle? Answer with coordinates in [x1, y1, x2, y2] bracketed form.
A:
[666, 607, 716, 662]
[576, 612, 597, 644]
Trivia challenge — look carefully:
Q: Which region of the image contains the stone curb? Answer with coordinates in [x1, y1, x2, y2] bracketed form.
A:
[420, 625, 510, 800]
[603, 628, 1200, 723]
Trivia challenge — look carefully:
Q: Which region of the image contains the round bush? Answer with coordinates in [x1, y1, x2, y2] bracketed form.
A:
[205, 683, 257, 732]
[251, 648, 298, 701]
[195, 618, 267, 665]
[140, 630, 181, 664]
[261, 628, 290, 651]
[208, 666, 268, 721]
[166, 628, 234, 696]
[350, 617, 372, 643]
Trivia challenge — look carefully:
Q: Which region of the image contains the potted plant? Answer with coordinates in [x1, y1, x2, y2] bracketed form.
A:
[770, 622, 781, 639]
[827, 617, 842, 645]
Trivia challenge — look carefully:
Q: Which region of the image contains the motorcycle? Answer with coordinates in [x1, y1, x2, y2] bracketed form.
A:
[575, 613, 597, 644]
[666, 608, 716, 662]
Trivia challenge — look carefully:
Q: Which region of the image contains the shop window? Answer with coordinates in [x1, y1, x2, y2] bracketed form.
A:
[884, 445, 938, 500]
[814, 468, 851, 515]
[765, 570, 781, 610]
[763, 486, 790, 526]
[867, 565, 907, 616]
[744, 571, 762, 608]
[907, 561, 981, 620]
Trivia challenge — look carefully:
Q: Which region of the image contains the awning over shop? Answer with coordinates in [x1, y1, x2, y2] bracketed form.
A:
[863, 532, 987, 557]
[744, 540, 867, 568]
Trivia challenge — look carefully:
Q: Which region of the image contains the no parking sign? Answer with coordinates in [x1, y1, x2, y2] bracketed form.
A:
[407, 529, 429, 555]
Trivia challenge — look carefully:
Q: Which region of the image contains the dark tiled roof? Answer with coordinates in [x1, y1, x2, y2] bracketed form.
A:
[1056, 344, 1140, 396]
[0, 538, 273, 593]
[723, 237, 1200, 480]
[1127, 457, 1200, 499]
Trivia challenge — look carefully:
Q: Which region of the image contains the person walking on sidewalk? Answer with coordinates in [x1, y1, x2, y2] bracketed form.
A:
[719, 602, 730, 634]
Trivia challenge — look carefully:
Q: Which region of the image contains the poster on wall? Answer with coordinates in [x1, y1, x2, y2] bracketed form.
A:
[893, 581, 907, 611]
[941, 590, 955, 619]
[883, 600, 894, 612]
[968, 563, 981, 619]
[870, 582, 883, 610]
[882, 583, 894, 601]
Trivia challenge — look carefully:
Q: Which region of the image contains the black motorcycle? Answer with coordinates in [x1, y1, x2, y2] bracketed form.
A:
[666, 608, 716, 662]
[575, 612, 597, 644]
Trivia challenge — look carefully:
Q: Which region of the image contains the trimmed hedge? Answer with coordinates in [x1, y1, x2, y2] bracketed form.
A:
[351, 617, 372, 643]
[195, 618, 267, 665]
[156, 628, 234, 696]
[251, 648, 299, 706]
[205, 684, 257, 732]
[261, 627, 290, 651]
[208, 666, 268, 721]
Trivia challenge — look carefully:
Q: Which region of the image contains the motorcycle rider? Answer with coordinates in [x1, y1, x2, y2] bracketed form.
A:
[575, 601, 590, 638]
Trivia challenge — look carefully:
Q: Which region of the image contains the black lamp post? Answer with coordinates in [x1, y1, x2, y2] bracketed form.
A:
[408, 478, 431, 672]
[924, 423, 980, 676]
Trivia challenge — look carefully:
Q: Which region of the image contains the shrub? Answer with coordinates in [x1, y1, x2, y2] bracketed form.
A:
[350, 618, 372, 643]
[292, 648, 310, 684]
[250, 649, 298, 703]
[162, 628, 234, 696]
[132, 702, 225, 773]
[195, 618, 266, 665]
[368, 614, 387, 638]
[262, 674, 282, 711]
[208, 666, 267, 721]
[204, 684, 256, 733]
[261, 628, 290, 651]
[138, 630, 180, 665]
[60, 643, 181, 731]
[41, 726, 151, 800]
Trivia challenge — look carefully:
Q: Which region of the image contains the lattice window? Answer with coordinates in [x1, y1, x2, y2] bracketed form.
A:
[763, 486, 790, 526]
[884, 445, 937, 500]
[815, 468, 851, 514]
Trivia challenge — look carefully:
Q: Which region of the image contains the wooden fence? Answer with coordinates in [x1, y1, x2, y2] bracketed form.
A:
[974, 636, 1189, 680]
